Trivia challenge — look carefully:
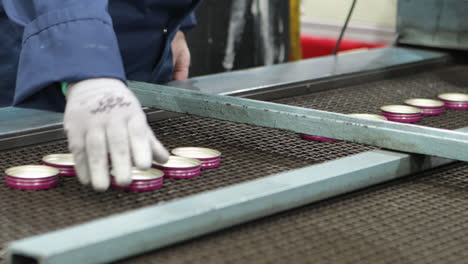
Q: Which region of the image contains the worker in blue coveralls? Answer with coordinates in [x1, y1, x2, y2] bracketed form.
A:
[0, 0, 201, 191]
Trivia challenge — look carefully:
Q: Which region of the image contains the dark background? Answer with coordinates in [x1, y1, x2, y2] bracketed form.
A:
[185, 0, 290, 77]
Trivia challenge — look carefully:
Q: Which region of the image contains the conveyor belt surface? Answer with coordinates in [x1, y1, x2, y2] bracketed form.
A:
[117, 162, 468, 264]
[115, 65, 468, 264]
[0, 117, 373, 253]
[1, 65, 468, 262]
[276, 65, 468, 130]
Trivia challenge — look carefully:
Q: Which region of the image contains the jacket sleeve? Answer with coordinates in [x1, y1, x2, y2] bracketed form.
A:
[179, 11, 197, 32]
[2, 0, 126, 105]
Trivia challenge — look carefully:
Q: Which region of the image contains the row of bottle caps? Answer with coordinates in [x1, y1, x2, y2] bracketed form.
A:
[4, 147, 222, 191]
[300, 92, 468, 142]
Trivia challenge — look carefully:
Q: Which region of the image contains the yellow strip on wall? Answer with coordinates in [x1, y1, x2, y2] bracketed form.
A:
[289, 0, 302, 61]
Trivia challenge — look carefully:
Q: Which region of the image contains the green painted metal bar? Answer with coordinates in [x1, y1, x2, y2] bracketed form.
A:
[8, 131, 463, 264]
[130, 82, 468, 162]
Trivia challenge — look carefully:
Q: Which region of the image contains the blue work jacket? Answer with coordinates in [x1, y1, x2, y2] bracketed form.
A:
[0, 0, 199, 111]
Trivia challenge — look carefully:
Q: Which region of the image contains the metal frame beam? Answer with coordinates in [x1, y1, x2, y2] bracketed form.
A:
[167, 47, 448, 96]
[130, 82, 468, 162]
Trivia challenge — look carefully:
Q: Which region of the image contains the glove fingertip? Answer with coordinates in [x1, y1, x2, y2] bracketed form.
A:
[151, 139, 170, 164]
[135, 160, 152, 170]
[154, 151, 170, 164]
[77, 174, 91, 185]
[92, 176, 110, 192]
[93, 182, 110, 192]
[115, 175, 132, 187]
[74, 163, 91, 185]
[133, 152, 153, 170]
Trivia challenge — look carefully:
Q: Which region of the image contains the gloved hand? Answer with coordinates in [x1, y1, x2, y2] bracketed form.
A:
[63, 78, 169, 191]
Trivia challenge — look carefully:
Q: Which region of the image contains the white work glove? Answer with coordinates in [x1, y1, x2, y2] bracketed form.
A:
[63, 78, 169, 191]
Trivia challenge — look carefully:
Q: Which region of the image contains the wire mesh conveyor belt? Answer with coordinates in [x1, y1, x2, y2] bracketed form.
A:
[117, 162, 468, 264]
[1, 65, 467, 262]
[116, 65, 468, 264]
[0, 117, 374, 251]
[275, 65, 468, 130]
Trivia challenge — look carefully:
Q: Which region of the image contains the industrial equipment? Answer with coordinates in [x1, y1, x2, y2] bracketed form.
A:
[1, 1, 467, 263]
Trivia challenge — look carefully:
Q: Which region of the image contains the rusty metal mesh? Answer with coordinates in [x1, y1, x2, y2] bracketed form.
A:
[0, 65, 467, 263]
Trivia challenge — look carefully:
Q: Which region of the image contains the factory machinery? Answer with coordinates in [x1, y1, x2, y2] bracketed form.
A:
[1, 47, 466, 264]
[1, 1, 467, 263]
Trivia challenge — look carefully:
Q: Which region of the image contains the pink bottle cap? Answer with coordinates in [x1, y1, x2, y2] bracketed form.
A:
[111, 168, 164, 192]
[404, 98, 445, 116]
[5, 165, 59, 190]
[153, 156, 202, 179]
[299, 134, 337, 142]
[380, 105, 422, 123]
[42, 153, 76, 176]
[437, 93, 468, 110]
[171, 147, 222, 169]
[348, 113, 388, 120]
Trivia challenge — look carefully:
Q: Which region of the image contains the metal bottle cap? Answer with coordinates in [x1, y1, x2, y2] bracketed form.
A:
[5, 165, 59, 179]
[380, 105, 421, 114]
[172, 147, 221, 159]
[437, 93, 468, 102]
[153, 156, 202, 169]
[42, 154, 74, 166]
[111, 168, 164, 180]
[404, 98, 444, 108]
[348, 113, 387, 120]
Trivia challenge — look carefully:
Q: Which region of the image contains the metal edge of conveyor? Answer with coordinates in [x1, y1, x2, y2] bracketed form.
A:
[165, 47, 448, 97]
[0, 47, 450, 151]
[7, 135, 465, 264]
[132, 82, 468, 162]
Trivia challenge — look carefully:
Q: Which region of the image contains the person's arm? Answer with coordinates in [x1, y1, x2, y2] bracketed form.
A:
[2, 0, 126, 104]
[3, 0, 169, 191]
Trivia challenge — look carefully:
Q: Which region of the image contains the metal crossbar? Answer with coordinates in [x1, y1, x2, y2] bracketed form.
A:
[130, 82, 468, 162]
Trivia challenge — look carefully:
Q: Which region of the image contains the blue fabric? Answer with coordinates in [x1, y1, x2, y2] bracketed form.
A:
[0, 0, 199, 110]
[0, 6, 20, 109]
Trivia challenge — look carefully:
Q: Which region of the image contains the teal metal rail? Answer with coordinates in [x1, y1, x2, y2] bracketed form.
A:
[130, 82, 468, 162]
